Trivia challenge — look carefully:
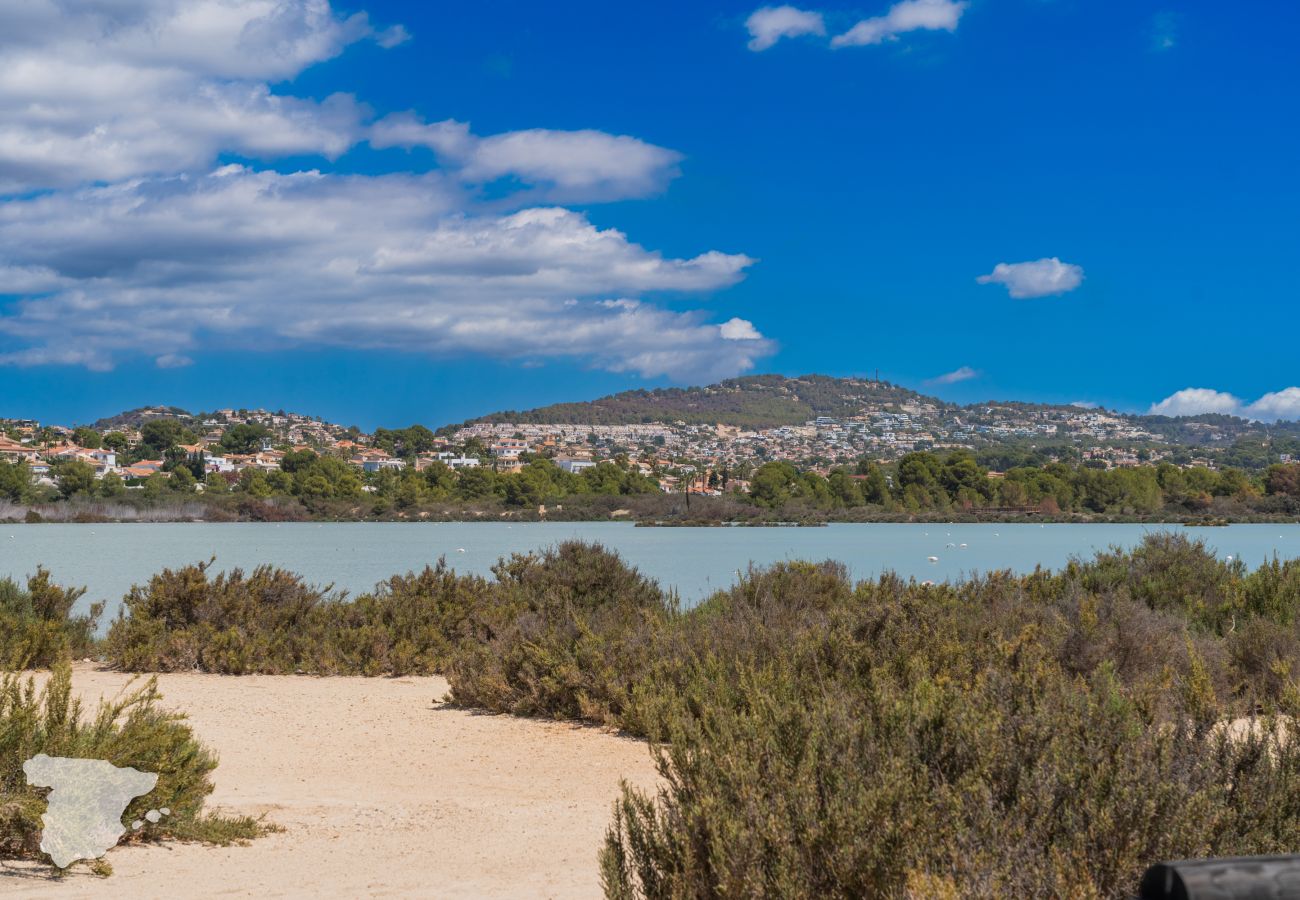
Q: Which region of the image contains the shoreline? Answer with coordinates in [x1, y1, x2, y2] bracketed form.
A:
[8, 512, 1300, 526]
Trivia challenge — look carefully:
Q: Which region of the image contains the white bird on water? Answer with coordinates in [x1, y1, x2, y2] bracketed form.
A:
[927, 556, 939, 563]
[456, 548, 466, 553]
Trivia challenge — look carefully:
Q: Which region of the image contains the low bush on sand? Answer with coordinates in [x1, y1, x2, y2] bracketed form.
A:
[0, 570, 101, 669]
[0, 664, 268, 874]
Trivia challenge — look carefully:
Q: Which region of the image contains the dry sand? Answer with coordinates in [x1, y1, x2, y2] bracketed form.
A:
[0, 663, 659, 899]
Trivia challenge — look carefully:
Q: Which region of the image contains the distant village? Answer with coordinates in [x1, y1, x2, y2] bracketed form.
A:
[3, 396, 1291, 500]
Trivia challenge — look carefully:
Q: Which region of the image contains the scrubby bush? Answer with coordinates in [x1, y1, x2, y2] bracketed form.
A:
[438, 534, 1300, 898]
[103, 542, 671, 683]
[0, 570, 101, 668]
[103, 561, 332, 674]
[317, 563, 494, 676]
[446, 543, 673, 728]
[0, 665, 266, 872]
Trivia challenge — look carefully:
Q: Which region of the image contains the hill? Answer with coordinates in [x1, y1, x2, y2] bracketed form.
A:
[461, 375, 943, 429]
[92, 405, 194, 430]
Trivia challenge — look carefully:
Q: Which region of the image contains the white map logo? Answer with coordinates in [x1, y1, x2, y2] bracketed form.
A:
[22, 754, 163, 868]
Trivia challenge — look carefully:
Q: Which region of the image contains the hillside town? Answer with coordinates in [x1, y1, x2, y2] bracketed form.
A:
[453, 401, 1207, 474]
[1, 393, 1292, 501]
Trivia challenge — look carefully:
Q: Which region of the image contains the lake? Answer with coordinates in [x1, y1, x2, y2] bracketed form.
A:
[3, 522, 1299, 620]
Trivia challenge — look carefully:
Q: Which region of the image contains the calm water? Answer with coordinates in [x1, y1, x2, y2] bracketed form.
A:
[3, 522, 1299, 619]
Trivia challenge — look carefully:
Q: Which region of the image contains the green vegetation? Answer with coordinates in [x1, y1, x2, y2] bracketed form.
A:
[463, 374, 930, 429]
[742, 453, 1300, 520]
[102, 560, 489, 676]
[0, 571, 101, 668]
[36, 536, 1300, 893]
[0, 666, 268, 873]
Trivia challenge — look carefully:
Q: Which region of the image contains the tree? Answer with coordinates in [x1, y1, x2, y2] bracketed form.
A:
[749, 462, 799, 509]
[168, 465, 197, 493]
[238, 468, 273, 498]
[203, 472, 230, 494]
[280, 449, 319, 474]
[98, 472, 127, 498]
[142, 472, 169, 499]
[422, 461, 457, 498]
[101, 431, 129, 452]
[0, 461, 32, 503]
[221, 423, 272, 455]
[71, 427, 102, 449]
[456, 466, 498, 500]
[857, 463, 890, 505]
[140, 418, 192, 456]
[55, 460, 97, 499]
[1265, 464, 1300, 498]
[795, 472, 834, 509]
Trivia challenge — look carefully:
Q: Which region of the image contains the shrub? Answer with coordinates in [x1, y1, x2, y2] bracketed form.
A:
[601, 659, 1300, 899]
[446, 543, 674, 728]
[103, 561, 331, 674]
[0, 570, 101, 668]
[317, 563, 494, 676]
[0, 665, 266, 872]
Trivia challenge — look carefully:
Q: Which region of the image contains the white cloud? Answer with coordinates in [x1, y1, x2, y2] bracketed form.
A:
[1148, 388, 1243, 418]
[0, 167, 768, 381]
[1247, 388, 1300, 422]
[0, 2, 773, 382]
[746, 6, 826, 51]
[976, 257, 1084, 299]
[0, 0, 409, 192]
[832, 0, 968, 48]
[1148, 387, 1300, 421]
[719, 318, 764, 340]
[371, 116, 683, 201]
[1144, 388, 1300, 422]
[927, 365, 979, 385]
[155, 353, 194, 369]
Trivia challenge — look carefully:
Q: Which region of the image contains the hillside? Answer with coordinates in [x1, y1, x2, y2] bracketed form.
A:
[462, 375, 942, 429]
[92, 405, 193, 430]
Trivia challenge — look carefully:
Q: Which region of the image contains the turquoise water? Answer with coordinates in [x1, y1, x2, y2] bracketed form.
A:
[3, 522, 1299, 619]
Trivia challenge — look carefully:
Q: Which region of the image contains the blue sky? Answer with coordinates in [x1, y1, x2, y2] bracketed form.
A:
[1, 0, 1297, 428]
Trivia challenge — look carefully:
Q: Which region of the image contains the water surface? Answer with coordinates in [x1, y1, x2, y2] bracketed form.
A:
[3, 522, 1298, 619]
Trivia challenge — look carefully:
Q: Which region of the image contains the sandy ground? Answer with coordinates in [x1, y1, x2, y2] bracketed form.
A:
[0, 663, 659, 899]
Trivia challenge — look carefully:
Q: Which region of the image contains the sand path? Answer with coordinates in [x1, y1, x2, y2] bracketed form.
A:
[0, 664, 659, 898]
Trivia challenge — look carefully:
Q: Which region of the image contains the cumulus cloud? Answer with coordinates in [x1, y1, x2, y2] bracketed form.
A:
[371, 116, 683, 201]
[745, 6, 826, 51]
[831, 0, 968, 48]
[976, 257, 1084, 299]
[719, 318, 764, 340]
[0, 1, 773, 382]
[1246, 388, 1300, 421]
[0, 0, 410, 192]
[926, 365, 979, 385]
[1148, 388, 1243, 418]
[1147, 387, 1300, 422]
[0, 167, 768, 381]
